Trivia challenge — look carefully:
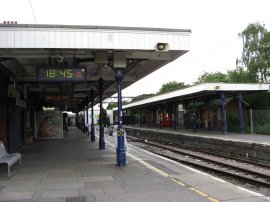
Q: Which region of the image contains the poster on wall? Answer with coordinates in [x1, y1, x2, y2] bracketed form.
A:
[36, 111, 63, 139]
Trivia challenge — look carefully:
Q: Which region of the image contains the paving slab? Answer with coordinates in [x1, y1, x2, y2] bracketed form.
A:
[12, 166, 50, 174]
[6, 198, 65, 202]
[1, 179, 43, 192]
[11, 173, 48, 180]
[196, 182, 260, 201]
[225, 197, 270, 202]
[159, 189, 211, 202]
[102, 186, 125, 194]
[121, 182, 171, 193]
[0, 191, 33, 201]
[85, 180, 126, 188]
[42, 180, 84, 190]
[78, 187, 104, 196]
[32, 189, 79, 199]
[171, 173, 224, 187]
[95, 191, 167, 202]
[47, 173, 82, 178]
[79, 176, 114, 182]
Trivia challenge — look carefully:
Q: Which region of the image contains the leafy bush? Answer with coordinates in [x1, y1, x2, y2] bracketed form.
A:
[227, 112, 239, 132]
[254, 124, 270, 135]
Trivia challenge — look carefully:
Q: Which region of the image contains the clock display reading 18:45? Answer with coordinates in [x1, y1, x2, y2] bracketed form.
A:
[37, 67, 87, 81]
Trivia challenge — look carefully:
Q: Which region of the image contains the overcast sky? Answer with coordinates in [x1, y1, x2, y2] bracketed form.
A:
[1, 0, 270, 97]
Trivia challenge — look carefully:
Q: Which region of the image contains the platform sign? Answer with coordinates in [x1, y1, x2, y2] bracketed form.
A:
[37, 67, 87, 81]
[36, 111, 63, 139]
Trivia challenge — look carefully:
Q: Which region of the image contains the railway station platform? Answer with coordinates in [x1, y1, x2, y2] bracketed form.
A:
[125, 125, 270, 145]
[0, 127, 269, 202]
[125, 126, 270, 162]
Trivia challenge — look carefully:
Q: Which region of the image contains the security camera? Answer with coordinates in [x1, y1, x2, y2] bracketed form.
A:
[156, 43, 169, 52]
[157, 44, 165, 50]
[56, 56, 64, 63]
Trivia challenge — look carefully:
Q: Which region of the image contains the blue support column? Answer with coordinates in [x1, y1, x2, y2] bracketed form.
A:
[192, 112, 197, 132]
[86, 105, 89, 137]
[147, 110, 150, 127]
[90, 89, 95, 142]
[159, 110, 162, 129]
[139, 108, 142, 127]
[131, 110, 134, 126]
[237, 92, 244, 133]
[220, 92, 227, 134]
[84, 110, 86, 132]
[98, 78, 105, 150]
[207, 101, 211, 131]
[115, 69, 126, 167]
[86, 105, 88, 124]
[192, 103, 197, 132]
[173, 103, 176, 130]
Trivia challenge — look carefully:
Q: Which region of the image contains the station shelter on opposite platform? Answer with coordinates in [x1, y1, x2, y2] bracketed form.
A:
[121, 83, 270, 134]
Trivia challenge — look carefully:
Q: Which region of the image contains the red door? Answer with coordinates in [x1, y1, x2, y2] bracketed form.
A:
[162, 113, 171, 127]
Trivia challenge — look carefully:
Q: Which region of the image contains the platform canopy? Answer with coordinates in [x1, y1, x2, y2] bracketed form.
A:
[122, 83, 270, 109]
[0, 24, 191, 112]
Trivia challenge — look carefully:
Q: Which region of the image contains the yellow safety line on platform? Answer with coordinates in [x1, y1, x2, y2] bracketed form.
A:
[106, 139, 220, 202]
[127, 153, 220, 202]
[189, 187, 208, 197]
[127, 153, 169, 177]
[171, 178, 186, 186]
[208, 196, 220, 202]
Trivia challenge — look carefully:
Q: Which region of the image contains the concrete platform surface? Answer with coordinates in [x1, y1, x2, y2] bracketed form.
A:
[0, 127, 269, 202]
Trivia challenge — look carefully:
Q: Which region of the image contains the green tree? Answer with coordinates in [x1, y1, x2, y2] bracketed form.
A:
[243, 92, 270, 110]
[240, 22, 270, 83]
[131, 94, 155, 102]
[263, 32, 270, 81]
[157, 81, 188, 95]
[195, 72, 229, 84]
[128, 81, 188, 103]
[107, 103, 118, 110]
[98, 108, 110, 126]
[227, 66, 251, 83]
[107, 101, 129, 109]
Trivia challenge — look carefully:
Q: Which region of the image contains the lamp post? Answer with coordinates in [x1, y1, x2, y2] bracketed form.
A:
[220, 92, 227, 134]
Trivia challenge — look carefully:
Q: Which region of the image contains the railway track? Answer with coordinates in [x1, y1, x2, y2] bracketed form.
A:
[126, 135, 270, 195]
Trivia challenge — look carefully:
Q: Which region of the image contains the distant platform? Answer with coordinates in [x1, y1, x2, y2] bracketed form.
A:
[125, 125, 270, 145]
[125, 126, 270, 162]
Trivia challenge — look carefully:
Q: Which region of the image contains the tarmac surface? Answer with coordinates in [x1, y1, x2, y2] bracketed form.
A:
[0, 126, 269, 202]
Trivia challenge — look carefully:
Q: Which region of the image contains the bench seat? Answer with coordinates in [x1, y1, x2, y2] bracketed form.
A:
[0, 142, 21, 177]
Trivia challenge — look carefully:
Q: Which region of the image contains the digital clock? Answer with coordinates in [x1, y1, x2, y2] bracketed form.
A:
[37, 67, 87, 81]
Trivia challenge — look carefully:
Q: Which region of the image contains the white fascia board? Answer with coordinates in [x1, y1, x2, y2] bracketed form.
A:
[123, 83, 270, 109]
[0, 26, 191, 51]
[123, 84, 205, 109]
[203, 83, 270, 91]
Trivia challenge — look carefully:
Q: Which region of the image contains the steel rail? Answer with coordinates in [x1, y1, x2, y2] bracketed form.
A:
[127, 136, 270, 188]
